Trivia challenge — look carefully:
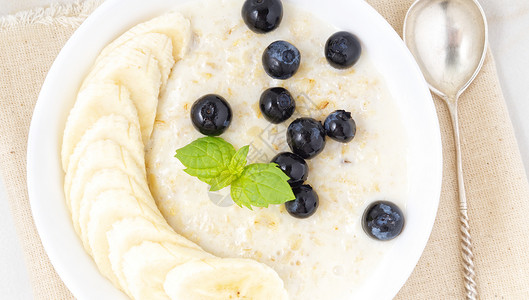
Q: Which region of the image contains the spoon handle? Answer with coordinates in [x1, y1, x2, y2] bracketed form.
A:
[447, 101, 478, 300]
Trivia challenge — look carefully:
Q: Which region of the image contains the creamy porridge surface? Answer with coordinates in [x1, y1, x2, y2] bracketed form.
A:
[146, 0, 408, 298]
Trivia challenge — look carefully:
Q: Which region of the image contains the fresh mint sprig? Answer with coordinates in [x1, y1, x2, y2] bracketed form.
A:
[175, 137, 295, 209]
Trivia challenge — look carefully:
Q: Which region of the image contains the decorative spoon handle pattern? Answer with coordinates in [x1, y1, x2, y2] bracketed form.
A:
[448, 102, 478, 300]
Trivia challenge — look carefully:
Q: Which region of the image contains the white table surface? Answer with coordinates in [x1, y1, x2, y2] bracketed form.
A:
[1, 0, 528, 298]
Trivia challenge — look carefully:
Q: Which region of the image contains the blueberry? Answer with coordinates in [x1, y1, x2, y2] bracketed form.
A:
[325, 31, 362, 69]
[286, 118, 326, 159]
[262, 41, 301, 80]
[242, 0, 283, 33]
[324, 110, 357, 143]
[271, 152, 308, 187]
[285, 185, 319, 218]
[362, 201, 405, 241]
[260, 87, 296, 124]
[190, 94, 232, 136]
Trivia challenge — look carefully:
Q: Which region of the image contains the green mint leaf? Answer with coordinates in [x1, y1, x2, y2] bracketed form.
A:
[175, 137, 236, 187]
[184, 168, 234, 191]
[228, 145, 249, 176]
[183, 167, 219, 179]
[208, 170, 239, 192]
[176, 138, 294, 209]
[230, 163, 295, 210]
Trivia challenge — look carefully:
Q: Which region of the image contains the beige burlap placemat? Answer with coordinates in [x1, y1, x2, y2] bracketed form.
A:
[1, 0, 528, 299]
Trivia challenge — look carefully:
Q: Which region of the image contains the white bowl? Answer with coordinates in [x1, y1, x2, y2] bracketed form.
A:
[27, 0, 442, 299]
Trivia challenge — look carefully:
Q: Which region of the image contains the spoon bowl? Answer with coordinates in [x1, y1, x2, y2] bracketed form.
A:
[404, 0, 488, 100]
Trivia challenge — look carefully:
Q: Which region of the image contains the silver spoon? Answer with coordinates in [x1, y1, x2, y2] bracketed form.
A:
[403, 0, 488, 299]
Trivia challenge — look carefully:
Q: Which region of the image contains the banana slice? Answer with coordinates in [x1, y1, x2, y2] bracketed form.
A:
[65, 114, 144, 212]
[76, 169, 157, 248]
[86, 190, 167, 287]
[98, 12, 191, 61]
[164, 258, 289, 300]
[122, 241, 212, 300]
[107, 217, 205, 296]
[88, 33, 174, 88]
[81, 46, 162, 145]
[66, 139, 147, 224]
[61, 83, 137, 171]
[69, 140, 150, 248]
